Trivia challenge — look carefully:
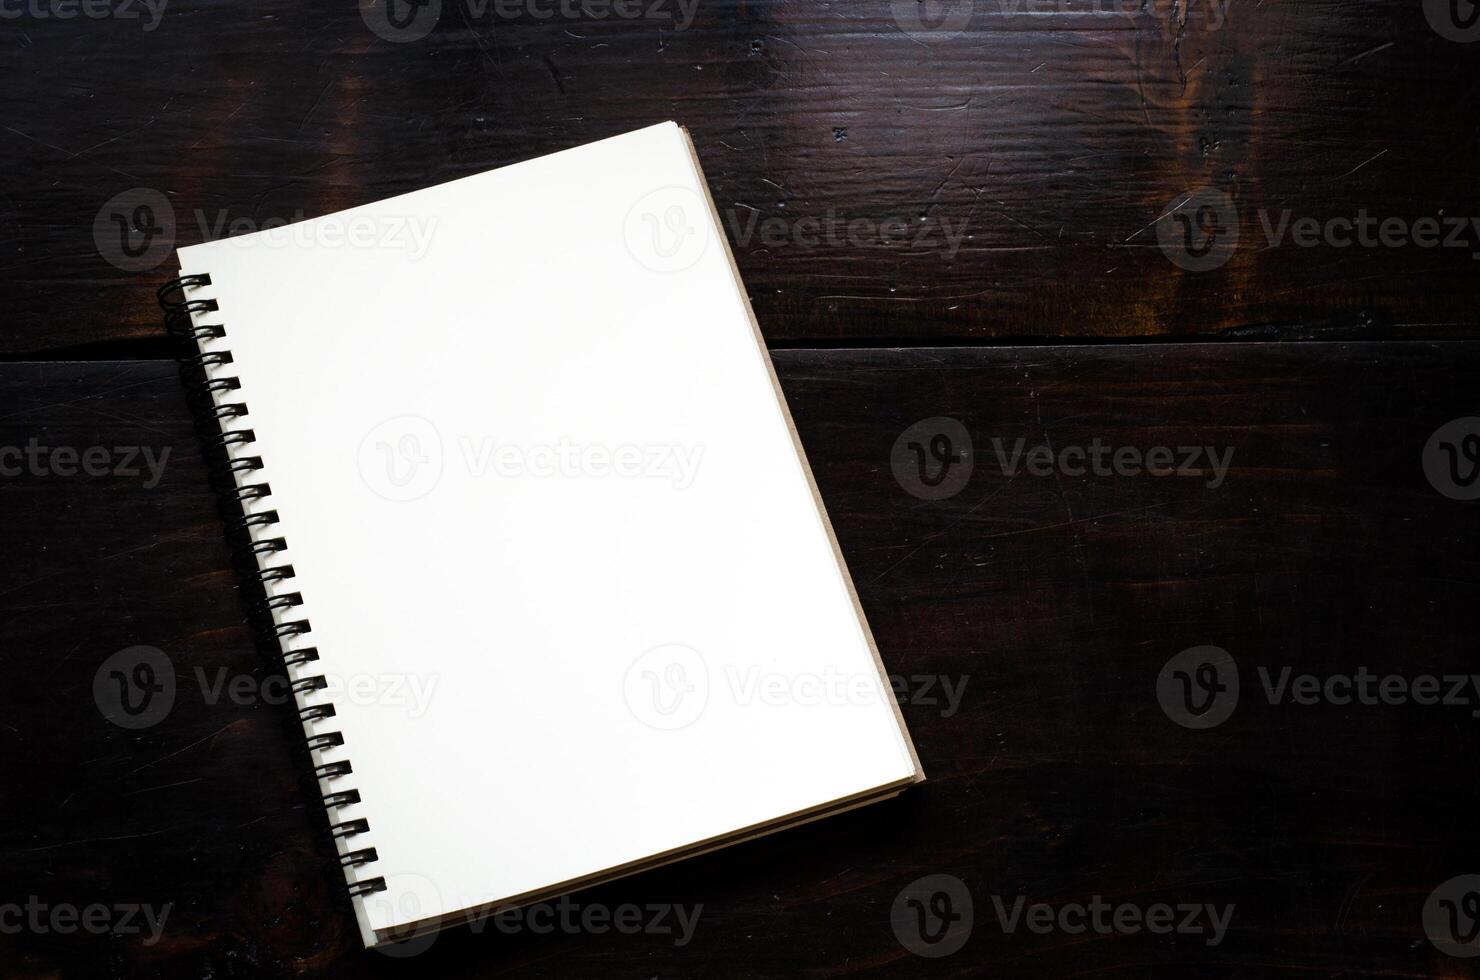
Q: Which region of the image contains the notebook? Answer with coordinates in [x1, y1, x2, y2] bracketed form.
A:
[157, 122, 923, 947]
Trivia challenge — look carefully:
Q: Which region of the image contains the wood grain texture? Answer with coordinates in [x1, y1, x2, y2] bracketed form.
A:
[1, 0, 1478, 354]
[1, 346, 1476, 977]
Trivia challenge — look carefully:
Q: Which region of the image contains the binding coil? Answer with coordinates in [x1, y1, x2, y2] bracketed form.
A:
[157, 273, 386, 901]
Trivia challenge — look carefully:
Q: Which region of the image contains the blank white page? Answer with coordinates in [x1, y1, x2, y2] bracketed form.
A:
[176, 122, 920, 945]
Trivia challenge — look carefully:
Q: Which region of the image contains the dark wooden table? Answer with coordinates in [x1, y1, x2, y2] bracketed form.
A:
[4, 0, 1480, 354]
[3, 1, 1479, 976]
[4, 346, 1479, 977]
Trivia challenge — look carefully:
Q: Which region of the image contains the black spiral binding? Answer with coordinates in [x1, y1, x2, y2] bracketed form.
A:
[158, 274, 388, 901]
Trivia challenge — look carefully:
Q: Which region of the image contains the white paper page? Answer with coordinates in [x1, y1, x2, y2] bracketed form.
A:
[176, 122, 919, 944]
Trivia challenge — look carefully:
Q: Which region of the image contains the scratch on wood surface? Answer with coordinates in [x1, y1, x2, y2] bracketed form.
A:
[1338, 41, 1394, 67]
[1335, 148, 1388, 180]
[125, 722, 238, 777]
[1124, 194, 1191, 243]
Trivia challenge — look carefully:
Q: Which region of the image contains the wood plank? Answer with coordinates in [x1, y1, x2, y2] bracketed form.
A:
[0, 346, 1477, 976]
[2, 0, 1478, 353]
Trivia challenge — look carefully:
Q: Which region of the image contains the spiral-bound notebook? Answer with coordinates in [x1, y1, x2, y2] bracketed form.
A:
[158, 122, 922, 947]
